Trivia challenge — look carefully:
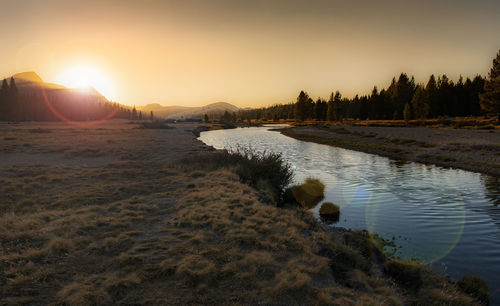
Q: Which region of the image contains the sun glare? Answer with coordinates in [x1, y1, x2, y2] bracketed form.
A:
[57, 65, 115, 100]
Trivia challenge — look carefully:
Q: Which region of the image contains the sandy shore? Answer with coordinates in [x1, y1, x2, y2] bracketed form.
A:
[0, 121, 484, 305]
[282, 125, 500, 177]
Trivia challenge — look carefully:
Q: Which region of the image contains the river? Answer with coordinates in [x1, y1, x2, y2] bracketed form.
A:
[199, 125, 500, 303]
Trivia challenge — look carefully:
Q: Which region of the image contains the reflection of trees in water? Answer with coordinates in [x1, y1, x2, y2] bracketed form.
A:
[483, 176, 500, 206]
[481, 175, 500, 229]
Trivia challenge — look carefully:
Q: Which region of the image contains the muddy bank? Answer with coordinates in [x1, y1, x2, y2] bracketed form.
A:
[281, 125, 500, 177]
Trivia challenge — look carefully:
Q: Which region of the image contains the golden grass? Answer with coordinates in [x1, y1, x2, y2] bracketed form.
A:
[0, 122, 484, 305]
[290, 178, 325, 209]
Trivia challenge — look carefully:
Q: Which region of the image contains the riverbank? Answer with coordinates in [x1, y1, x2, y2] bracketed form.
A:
[0, 121, 485, 304]
[281, 125, 500, 177]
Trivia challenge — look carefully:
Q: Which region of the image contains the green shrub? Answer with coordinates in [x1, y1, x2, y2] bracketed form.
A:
[457, 275, 489, 305]
[290, 178, 325, 209]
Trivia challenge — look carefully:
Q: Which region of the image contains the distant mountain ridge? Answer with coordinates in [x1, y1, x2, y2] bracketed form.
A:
[0, 72, 133, 122]
[1, 71, 241, 121]
[139, 101, 240, 119]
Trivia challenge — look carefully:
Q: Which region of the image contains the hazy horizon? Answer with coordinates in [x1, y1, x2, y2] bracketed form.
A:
[1, 0, 499, 108]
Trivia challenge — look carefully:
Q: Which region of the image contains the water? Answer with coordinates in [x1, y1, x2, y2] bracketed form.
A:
[199, 125, 500, 303]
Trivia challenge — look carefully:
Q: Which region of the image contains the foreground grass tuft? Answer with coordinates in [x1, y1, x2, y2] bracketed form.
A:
[290, 178, 325, 209]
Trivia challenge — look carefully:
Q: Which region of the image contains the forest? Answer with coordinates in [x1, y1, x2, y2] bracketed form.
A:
[237, 73, 487, 122]
[0, 78, 146, 122]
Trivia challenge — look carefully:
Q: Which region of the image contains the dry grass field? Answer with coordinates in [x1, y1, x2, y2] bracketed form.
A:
[0, 121, 485, 305]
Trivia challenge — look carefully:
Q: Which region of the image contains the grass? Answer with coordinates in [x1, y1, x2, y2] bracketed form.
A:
[319, 202, 339, 215]
[181, 147, 293, 204]
[0, 122, 487, 305]
[290, 178, 325, 209]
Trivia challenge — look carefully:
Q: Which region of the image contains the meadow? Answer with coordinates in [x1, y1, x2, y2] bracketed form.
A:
[0, 121, 487, 305]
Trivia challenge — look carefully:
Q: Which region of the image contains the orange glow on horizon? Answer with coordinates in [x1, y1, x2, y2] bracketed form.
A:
[56, 65, 116, 101]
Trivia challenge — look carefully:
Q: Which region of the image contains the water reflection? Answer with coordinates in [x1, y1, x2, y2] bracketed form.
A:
[483, 176, 500, 206]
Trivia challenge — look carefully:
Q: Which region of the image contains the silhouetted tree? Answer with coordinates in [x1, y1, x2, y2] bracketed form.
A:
[204, 113, 209, 123]
[403, 103, 411, 123]
[132, 106, 138, 120]
[150, 111, 154, 121]
[294, 91, 313, 121]
[391, 73, 414, 119]
[0, 79, 9, 121]
[480, 50, 500, 124]
[411, 85, 429, 120]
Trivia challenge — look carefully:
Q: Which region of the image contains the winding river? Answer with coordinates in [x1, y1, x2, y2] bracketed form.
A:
[199, 125, 500, 303]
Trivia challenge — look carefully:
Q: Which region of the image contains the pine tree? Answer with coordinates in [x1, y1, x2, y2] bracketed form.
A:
[403, 103, 412, 123]
[9, 78, 19, 121]
[411, 85, 429, 120]
[150, 111, 154, 122]
[480, 50, 500, 124]
[132, 106, 138, 120]
[326, 92, 335, 121]
[294, 91, 312, 121]
[425, 74, 439, 117]
[0, 79, 9, 121]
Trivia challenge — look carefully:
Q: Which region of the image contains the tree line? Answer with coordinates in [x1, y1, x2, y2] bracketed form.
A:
[235, 73, 486, 123]
[0, 78, 151, 122]
[234, 49, 499, 123]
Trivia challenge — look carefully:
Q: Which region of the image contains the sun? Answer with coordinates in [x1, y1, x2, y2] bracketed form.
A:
[56, 65, 115, 101]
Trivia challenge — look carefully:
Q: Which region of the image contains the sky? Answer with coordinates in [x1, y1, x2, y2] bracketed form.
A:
[0, 0, 499, 107]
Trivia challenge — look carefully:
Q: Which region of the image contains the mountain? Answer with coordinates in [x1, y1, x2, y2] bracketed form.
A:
[139, 101, 240, 119]
[12, 71, 44, 84]
[0, 72, 132, 122]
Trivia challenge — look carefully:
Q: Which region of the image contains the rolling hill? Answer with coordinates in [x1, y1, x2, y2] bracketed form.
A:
[139, 102, 240, 119]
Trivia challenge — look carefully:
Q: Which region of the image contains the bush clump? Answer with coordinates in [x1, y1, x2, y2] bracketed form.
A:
[457, 275, 489, 305]
[140, 121, 174, 129]
[231, 148, 293, 203]
[290, 178, 325, 209]
[319, 202, 340, 223]
[181, 148, 293, 204]
[383, 260, 424, 290]
[319, 202, 339, 216]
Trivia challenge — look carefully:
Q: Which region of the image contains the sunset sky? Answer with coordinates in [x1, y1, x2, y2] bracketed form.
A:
[1, 0, 499, 107]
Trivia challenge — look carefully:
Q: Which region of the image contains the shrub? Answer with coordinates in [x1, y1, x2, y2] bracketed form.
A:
[319, 202, 339, 216]
[319, 202, 340, 223]
[329, 244, 371, 280]
[140, 121, 174, 129]
[343, 230, 385, 263]
[290, 178, 325, 209]
[180, 148, 293, 204]
[457, 275, 489, 305]
[383, 260, 423, 290]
